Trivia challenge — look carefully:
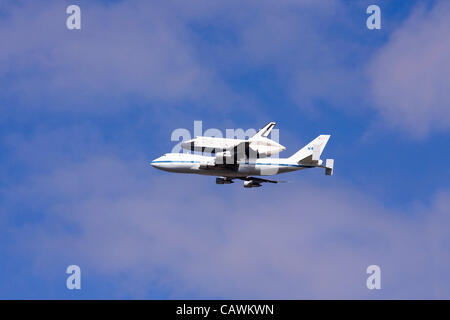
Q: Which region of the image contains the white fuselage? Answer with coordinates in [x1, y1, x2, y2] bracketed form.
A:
[150, 153, 313, 178]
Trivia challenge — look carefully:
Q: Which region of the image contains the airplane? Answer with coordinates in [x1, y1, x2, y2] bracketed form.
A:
[151, 123, 334, 188]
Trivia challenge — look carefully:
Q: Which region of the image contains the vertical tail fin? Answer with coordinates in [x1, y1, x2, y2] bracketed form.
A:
[250, 122, 276, 139]
[289, 135, 331, 163]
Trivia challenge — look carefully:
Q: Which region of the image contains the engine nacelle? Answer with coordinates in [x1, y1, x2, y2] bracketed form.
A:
[243, 180, 262, 188]
[216, 177, 234, 184]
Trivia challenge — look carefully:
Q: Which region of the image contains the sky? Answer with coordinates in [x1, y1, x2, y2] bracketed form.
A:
[0, 0, 449, 299]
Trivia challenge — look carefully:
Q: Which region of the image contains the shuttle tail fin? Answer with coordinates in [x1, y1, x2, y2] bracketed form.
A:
[250, 122, 276, 140]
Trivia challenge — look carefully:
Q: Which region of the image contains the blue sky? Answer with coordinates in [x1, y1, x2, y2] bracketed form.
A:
[0, 0, 449, 299]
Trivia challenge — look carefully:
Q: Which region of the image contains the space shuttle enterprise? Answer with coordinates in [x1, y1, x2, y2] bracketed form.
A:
[181, 122, 285, 164]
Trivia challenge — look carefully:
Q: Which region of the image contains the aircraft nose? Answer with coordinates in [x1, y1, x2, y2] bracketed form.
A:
[150, 157, 162, 168]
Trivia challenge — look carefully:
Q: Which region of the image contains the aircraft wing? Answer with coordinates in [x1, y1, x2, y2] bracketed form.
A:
[238, 176, 280, 184]
[215, 176, 288, 188]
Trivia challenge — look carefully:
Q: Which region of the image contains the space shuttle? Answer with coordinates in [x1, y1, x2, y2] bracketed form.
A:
[181, 122, 285, 162]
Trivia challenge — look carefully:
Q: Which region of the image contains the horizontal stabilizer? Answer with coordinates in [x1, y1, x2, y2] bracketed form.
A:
[325, 159, 334, 176]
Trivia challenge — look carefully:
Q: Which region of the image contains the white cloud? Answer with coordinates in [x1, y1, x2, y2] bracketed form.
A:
[0, 0, 366, 117]
[0, 1, 231, 112]
[368, 1, 450, 137]
[3, 0, 450, 138]
[4, 152, 449, 298]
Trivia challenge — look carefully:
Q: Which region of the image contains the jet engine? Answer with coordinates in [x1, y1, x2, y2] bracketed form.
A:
[216, 177, 234, 184]
[243, 180, 262, 188]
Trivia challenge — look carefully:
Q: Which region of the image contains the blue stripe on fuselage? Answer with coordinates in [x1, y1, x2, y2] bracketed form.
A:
[150, 160, 313, 168]
[151, 160, 201, 164]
